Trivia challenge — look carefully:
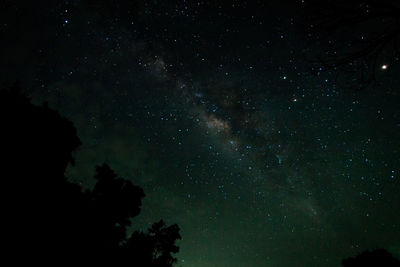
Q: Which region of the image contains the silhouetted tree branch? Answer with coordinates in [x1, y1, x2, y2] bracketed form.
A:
[304, 0, 400, 89]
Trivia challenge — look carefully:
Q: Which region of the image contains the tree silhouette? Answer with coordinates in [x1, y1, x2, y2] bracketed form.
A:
[1, 86, 180, 266]
[342, 249, 400, 267]
[303, 0, 400, 89]
[125, 220, 182, 266]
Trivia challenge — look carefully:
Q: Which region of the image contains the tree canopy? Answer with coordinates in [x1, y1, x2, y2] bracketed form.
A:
[1, 86, 181, 266]
[342, 249, 400, 267]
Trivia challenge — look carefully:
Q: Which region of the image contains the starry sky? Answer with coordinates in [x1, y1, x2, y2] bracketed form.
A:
[1, 1, 400, 266]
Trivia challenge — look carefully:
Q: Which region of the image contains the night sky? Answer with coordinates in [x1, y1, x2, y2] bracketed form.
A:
[1, 1, 400, 266]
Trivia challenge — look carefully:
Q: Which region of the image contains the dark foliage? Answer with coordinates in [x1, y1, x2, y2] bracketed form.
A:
[303, 0, 400, 89]
[342, 249, 400, 267]
[0, 86, 180, 266]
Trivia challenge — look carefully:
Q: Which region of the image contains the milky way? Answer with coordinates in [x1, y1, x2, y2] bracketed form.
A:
[1, 1, 400, 266]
